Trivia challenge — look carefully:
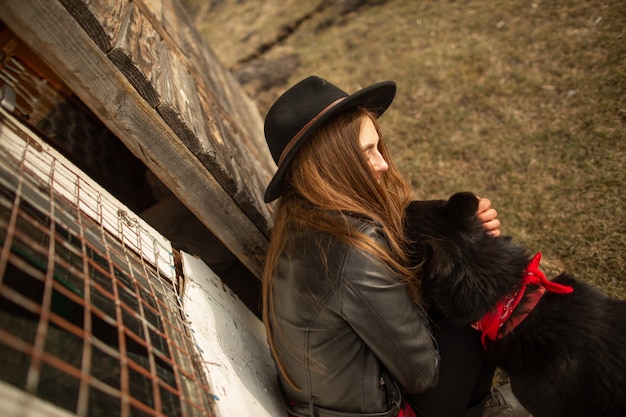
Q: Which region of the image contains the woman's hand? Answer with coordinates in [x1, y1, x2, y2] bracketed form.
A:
[476, 197, 501, 237]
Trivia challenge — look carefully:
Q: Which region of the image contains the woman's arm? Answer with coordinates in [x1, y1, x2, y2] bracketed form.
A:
[340, 226, 440, 395]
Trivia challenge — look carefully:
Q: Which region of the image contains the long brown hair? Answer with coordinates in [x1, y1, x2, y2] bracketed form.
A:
[262, 107, 420, 389]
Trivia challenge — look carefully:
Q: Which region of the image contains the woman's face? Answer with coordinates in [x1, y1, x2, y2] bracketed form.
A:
[359, 116, 389, 181]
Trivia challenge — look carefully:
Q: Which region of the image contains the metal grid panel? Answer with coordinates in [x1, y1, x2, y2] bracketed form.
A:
[0, 112, 215, 417]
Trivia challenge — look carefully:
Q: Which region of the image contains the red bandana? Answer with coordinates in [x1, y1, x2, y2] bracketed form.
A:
[471, 252, 574, 349]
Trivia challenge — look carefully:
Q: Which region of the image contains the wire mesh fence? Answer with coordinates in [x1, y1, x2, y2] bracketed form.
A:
[0, 111, 215, 417]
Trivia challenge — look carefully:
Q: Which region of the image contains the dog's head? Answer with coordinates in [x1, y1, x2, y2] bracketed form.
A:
[405, 192, 530, 324]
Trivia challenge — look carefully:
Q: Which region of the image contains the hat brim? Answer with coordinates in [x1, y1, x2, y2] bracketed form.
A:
[264, 81, 396, 203]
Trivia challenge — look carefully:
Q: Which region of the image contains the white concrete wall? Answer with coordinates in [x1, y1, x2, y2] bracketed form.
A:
[181, 253, 287, 417]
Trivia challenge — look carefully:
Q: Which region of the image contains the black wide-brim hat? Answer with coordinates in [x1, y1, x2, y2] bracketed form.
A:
[263, 75, 396, 202]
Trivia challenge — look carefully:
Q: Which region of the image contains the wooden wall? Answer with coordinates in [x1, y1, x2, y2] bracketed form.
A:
[0, 0, 276, 278]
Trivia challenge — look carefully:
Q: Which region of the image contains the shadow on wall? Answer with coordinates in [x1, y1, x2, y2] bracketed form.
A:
[141, 190, 263, 318]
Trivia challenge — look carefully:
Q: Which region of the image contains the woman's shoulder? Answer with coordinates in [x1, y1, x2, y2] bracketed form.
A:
[347, 214, 392, 252]
[285, 211, 389, 260]
[343, 212, 384, 234]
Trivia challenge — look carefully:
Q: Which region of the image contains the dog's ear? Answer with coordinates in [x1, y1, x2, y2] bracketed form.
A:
[442, 192, 479, 225]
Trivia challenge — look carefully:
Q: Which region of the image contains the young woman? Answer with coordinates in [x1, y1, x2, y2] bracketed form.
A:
[261, 76, 505, 417]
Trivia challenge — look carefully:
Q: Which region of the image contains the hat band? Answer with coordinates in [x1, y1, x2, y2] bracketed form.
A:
[277, 97, 347, 167]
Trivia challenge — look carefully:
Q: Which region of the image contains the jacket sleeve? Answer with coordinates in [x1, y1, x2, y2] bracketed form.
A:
[339, 225, 440, 395]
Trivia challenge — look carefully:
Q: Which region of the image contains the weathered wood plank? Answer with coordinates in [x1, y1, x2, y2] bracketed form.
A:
[144, 0, 276, 231]
[60, 0, 275, 232]
[108, 1, 162, 107]
[108, 0, 241, 187]
[0, 0, 270, 277]
[58, 0, 127, 52]
[155, 43, 210, 155]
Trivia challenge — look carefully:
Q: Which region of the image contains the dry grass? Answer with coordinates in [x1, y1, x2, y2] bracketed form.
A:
[187, 0, 625, 297]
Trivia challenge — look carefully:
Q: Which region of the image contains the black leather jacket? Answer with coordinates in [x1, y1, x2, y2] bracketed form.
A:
[270, 216, 440, 416]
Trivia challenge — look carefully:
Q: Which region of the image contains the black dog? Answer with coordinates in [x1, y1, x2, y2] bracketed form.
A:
[405, 192, 626, 417]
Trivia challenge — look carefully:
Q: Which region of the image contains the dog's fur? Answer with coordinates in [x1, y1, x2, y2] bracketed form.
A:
[405, 192, 626, 417]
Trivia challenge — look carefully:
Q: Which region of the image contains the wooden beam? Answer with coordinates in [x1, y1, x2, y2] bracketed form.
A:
[0, 0, 271, 278]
